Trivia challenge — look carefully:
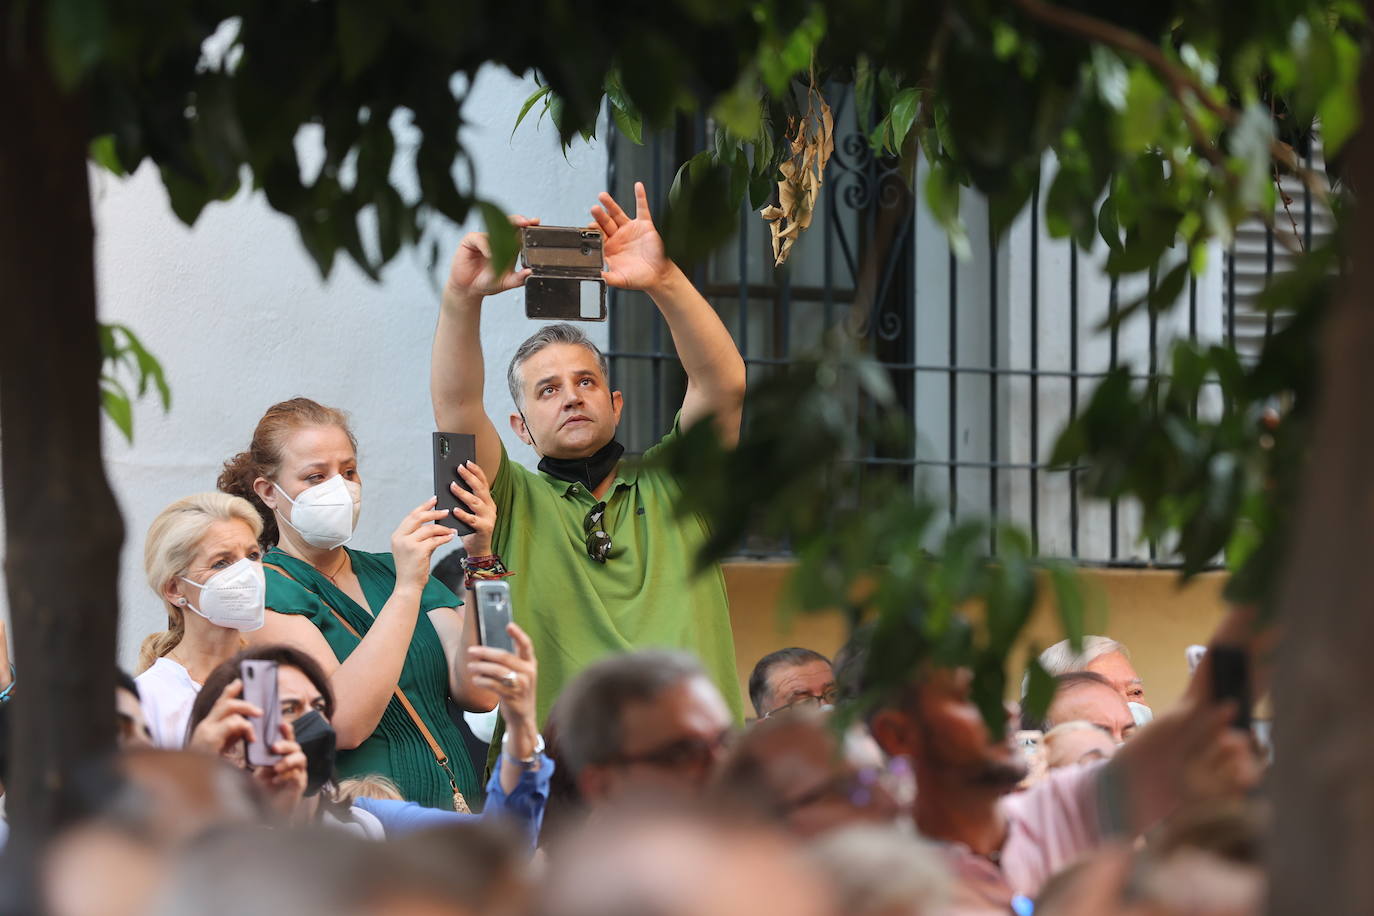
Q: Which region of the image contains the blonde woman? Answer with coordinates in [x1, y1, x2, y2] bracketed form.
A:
[136, 492, 267, 747]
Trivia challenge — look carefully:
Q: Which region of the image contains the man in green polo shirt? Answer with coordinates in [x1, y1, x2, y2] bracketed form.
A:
[430, 181, 746, 722]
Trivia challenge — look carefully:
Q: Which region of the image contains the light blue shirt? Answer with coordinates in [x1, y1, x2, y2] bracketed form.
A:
[353, 752, 553, 850]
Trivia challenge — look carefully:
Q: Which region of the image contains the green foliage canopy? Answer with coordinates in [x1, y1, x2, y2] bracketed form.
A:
[39, 0, 1367, 719]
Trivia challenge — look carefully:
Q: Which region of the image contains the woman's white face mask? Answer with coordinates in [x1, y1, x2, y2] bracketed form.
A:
[274, 474, 362, 550]
[179, 557, 266, 631]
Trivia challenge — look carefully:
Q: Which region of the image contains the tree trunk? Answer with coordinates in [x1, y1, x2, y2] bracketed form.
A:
[0, 9, 123, 897]
[1269, 21, 1374, 916]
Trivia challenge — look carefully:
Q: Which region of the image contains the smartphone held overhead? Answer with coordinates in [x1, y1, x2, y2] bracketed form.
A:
[521, 226, 606, 321]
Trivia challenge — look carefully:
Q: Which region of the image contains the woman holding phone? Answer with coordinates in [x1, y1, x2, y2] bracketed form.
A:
[219, 397, 507, 809]
[135, 492, 269, 747]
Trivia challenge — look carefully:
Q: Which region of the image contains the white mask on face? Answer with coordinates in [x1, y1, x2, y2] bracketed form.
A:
[274, 475, 361, 550]
[1128, 701, 1154, 728]
[179, 557, 266, 631]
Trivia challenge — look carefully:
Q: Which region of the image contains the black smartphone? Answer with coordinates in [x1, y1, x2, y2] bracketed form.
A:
[241, 659, 282, 767]
[1208, 644, 1252, 731]
[474, 579, 516, 654]
[432, 432, 477, 536]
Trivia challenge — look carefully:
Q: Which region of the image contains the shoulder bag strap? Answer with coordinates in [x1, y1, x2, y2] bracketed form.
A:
[264, 561, 468, 811]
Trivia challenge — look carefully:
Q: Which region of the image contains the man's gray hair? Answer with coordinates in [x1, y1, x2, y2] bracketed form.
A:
[552, 649, 707, 775]
[506, 322, 611, 407]
[1020, 635, 1129, 700]
[1038, 635, 1129, 676]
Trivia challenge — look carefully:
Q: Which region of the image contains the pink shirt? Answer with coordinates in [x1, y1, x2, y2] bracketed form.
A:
[940, 762, 1106, 915]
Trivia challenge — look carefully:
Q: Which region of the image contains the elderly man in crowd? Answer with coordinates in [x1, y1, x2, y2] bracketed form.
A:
[748, 647, 837, 719]
[1038, 636, 1150, 722]
[1030, 672, 1137, 745]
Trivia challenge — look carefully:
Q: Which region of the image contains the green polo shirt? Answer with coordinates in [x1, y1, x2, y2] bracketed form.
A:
[489, 422, 744, 724]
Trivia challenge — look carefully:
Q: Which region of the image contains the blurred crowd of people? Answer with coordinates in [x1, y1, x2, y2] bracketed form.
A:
[0, 183, 1268, 914]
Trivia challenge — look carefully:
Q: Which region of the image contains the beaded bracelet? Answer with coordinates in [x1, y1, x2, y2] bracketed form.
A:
[461, 554, 515, 591]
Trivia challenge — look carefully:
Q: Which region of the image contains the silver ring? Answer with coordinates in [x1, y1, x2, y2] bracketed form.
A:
[503, 671, 519, 688]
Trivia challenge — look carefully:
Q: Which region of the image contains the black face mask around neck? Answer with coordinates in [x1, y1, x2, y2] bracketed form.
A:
[538, 438, 626, 491]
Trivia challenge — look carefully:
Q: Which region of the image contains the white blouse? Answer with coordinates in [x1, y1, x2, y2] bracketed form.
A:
[135, 657, 201, 748]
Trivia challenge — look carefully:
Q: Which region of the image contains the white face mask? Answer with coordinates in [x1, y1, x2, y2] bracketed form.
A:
[274, 474, 361, 550]
[179, 557, 266, 631]
[1128, 701, 1154, 728]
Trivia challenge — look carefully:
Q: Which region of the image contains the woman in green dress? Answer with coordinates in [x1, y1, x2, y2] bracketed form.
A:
[219, 397, 504, 809]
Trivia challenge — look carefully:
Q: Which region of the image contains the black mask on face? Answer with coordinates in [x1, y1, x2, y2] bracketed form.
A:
[291, 709, 337, 797]
[538, 438, 625, 491]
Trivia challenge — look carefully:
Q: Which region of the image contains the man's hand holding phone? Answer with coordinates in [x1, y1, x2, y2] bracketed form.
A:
[444, 215, 541, 308]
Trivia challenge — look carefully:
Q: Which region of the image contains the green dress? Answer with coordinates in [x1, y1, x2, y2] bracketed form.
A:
[263, 547, 479, 808]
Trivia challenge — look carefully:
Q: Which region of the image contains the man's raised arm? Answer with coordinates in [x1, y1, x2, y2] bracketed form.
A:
[592, 182, 746, 447]
[431, 219, 537, 476]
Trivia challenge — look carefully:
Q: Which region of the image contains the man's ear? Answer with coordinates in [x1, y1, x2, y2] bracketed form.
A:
[510, 412, 534, 447]
[577, 764, 614, 803]
[610, 390, 624, 426]
[253, 476, 279, 510]
[870, 708, 922, 759]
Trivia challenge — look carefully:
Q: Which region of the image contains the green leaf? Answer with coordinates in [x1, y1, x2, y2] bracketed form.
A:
[854, 56, 876, 133]
[610, 102, 644, 145]
[478, 202, 519, 276]
[759, 6, 826, 95]
[337, 0, 386, 81]
[663, 151, 741, 266]
[1048, 565, 1085, 649]
[512, 85, 553, 139]
[89, 135, 125, 176]
[1317, 31, 1361, 154]
[711, 72, 763, 140]
[1023, 657, 1057, 721]
[1098, 197, 1122, 254]
[889, 87, 922, 151]
[925, 162, 970, 259]
[45, 0, 109, 88]
[101, 380, 134, 443]
[1118, 68, 1168, 151]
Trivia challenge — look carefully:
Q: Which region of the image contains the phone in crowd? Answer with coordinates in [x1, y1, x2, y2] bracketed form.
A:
[1207, 644, 1252, 732]
[240, 658, 283, 767]
[473, 579, 516, 654]
[432, 432, 477, 536]
[1185, 644, 1207, 676]
[520, 225, 607, 322]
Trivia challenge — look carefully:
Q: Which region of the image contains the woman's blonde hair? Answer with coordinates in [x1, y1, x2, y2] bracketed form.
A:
[136, 492, 264, 673]
[335, 774, 406, 805]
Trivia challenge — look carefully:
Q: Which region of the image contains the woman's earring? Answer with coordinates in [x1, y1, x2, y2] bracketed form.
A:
[177, 598, 187, 606]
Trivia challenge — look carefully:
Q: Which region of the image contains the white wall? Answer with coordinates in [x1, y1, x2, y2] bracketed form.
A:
[0, 66, 608, 670]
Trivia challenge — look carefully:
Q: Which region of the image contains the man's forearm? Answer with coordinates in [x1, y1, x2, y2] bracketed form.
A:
[431, 292, 488, 431]
[646, 265, 746, 437]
